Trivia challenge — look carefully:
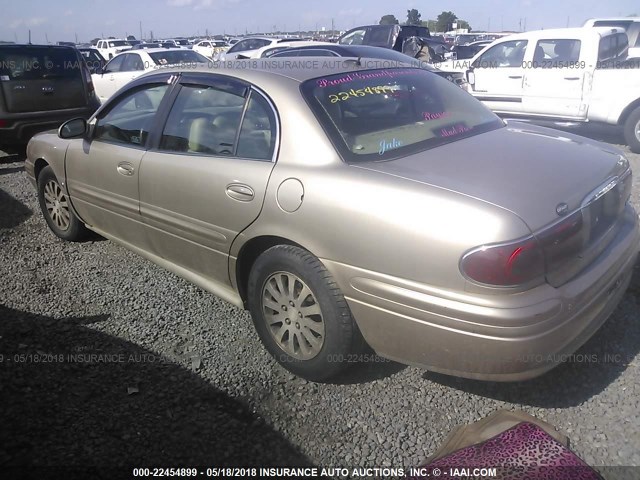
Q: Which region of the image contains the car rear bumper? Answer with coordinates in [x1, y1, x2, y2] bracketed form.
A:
[0, 103, 98, 146]
[323, 205, 640, 381]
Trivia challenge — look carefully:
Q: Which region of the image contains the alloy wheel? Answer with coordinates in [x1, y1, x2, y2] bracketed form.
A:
[261, 271, 325, 360]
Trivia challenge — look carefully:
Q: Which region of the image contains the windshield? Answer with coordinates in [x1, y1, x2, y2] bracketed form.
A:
[301, 68, 503, 163]
[148, 50, 209, 65]
[175, 39, 190, 45]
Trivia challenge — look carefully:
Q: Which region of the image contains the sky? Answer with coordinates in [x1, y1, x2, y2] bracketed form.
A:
[0, 0, 638, 43]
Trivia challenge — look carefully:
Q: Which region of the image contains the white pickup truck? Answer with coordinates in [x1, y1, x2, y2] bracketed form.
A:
[95, 39, 132, 60]
[438, 27, 640, 152]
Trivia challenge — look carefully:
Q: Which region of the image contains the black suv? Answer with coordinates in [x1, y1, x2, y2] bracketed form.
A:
[0, 44, 100, 153]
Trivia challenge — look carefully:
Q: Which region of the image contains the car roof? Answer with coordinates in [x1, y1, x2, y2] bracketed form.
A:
[493, 27, 626, 41]
[139, 57, 421, 84]
[584, 17, 640, 24]
[130, 47, 189, 54]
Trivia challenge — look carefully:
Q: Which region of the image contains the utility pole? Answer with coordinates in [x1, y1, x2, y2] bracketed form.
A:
[139, 21, 143, 40]
[45, 33, 49, 44]
[28, 30, 31, 44]
[566, 16, 570, 27]
[331, 18, 334, 35]
[75, 32, 78, 43]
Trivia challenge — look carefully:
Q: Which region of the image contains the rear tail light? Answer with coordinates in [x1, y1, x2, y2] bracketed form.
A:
[0, 119, 7, 128]
[461, 236, 545, 287]
[83, 64, 95, 95]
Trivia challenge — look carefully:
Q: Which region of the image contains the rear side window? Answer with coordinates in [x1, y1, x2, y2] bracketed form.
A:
[236, 92, 277, 160]
[532, 39, 581, 67]
[122, 53, 145, 71]
[598, 33, 629, 61]
[301, 68, 502, 163]
[159, 84, 246, 155]
[0, 47, 81, 80]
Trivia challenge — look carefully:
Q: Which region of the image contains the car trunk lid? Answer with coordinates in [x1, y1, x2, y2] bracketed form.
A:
[354, 122, 632, 286]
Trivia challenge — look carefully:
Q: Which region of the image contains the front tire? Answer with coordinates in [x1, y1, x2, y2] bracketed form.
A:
[623, 106, 640, 153]
[37, 166, 87, 241]
[247, 245, 363, 382]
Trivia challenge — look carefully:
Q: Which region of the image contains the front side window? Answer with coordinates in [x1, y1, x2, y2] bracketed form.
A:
[94, 84, 169, 147]
[474, 40, 528, 68]
[301, 68, 503, 163]
[159, 83, 246, 155]
[104, 55, 125, 73]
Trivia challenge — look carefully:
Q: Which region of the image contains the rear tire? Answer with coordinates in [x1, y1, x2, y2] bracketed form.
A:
[247, 245, 364, 382]
[37, 166, 87, 241]
[623, 106, 640, 153]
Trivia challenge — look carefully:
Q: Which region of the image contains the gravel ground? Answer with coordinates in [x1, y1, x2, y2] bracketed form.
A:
[1, 126, 640, 478]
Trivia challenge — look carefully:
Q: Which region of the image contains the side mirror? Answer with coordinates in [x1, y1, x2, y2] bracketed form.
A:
[95, 66, 104, 75]
[466, 68, 475, 86]
[58, 118, 87, 139]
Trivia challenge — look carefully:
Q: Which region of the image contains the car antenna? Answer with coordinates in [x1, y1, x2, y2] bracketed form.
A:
[343, 57, 362, 67]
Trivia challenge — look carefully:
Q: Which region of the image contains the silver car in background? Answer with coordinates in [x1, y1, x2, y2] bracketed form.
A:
[25, 60, 639, 382]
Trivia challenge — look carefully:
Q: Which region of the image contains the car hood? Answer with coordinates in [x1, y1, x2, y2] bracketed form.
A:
[353, 122, 628, 232]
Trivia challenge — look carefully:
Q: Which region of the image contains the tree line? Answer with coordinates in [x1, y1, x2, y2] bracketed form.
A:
[380, 10, 471, 32]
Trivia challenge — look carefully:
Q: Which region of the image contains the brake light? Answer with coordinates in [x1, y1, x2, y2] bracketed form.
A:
[460, 236, 545, 287]
[83, 64, 94, 94]
[0, 119, 7, 128]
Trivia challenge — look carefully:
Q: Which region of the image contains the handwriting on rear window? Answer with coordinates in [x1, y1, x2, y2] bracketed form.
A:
[379, 138, 403, 155]
[329, 85, 393, 104]
[316, 69, 417, 88]
[438, 123, 471, 137]
[423, 111, 451, 121]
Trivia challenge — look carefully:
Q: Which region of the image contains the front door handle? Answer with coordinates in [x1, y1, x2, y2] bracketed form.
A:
[226, 183, 254, 202]
[564, 76, 581, 80]
[117, 162, 135, 176]
[508, 75, 523, 79]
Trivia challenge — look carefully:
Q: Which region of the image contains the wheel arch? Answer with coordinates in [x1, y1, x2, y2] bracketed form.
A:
[618, 98, 640, 125]
[235, 235, 308, 307]
[33, 158, 50, 181]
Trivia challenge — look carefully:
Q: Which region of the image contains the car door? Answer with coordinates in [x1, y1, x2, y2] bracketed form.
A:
[65, 80, 172, 248]
[521, 38, 587, 119]
[138, 74, 278, 285]
[93, 54, 126, 102]
[120, 52, 147, 84]
[467, 39, 528, 114]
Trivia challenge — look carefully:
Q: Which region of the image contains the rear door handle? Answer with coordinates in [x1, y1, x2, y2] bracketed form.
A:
[226, 183, 254, 202]
[117, 162, 135, 176]
[564, 76, 581, 80]
[508, 75, 523, 79]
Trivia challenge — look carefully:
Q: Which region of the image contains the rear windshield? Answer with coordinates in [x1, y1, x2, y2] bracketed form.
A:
[108, 41, 130, 47]
[301, 68, 502, 163]
[148, 50, 208, 65]
[0, 47, 81, 80]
